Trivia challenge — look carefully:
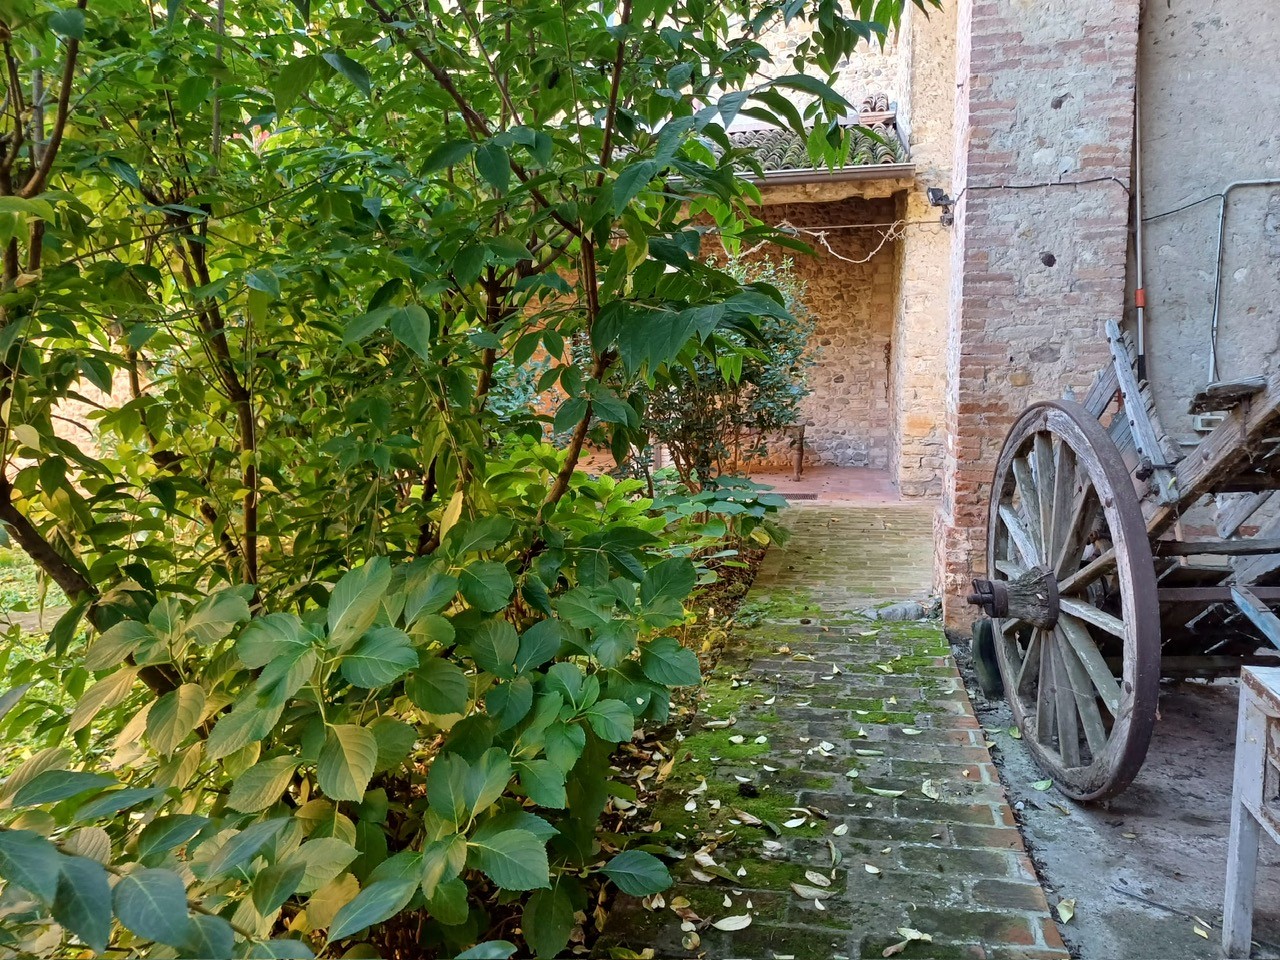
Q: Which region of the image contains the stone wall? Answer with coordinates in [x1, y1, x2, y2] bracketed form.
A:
[733, 196, 901, 469]
[937, 0, 1141, 625]
[888, 1, 955, 499]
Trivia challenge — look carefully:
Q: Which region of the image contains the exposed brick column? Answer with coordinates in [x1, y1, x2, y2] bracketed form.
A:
[937, 0, 1141, 627]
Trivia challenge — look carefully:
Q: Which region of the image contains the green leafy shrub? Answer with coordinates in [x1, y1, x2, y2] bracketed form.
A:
[0, 0, 932, 955]
[644, 258, 818, 489]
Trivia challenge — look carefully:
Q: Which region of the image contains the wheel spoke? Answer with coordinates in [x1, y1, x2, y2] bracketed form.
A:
[1033, 433, 1055, 563]
[1057, 612, 1122, 714]
[1058, 546, 1117, 596]
[999, 504, 1039, 569]
[1012, 455, 1044, 562]
[1034, 632, 1056, 746]
[1056, 628, 1110, 755]
[1017, 628, 1042, 693]
[1047, 437, 1077, 567]
[1050, 637, 1081, 767]
[995, 559, 1026, 578]
[1054, 486, 1098, 579]
[1001, 616, 1026, 635]
[1059, 597, 1126, 638]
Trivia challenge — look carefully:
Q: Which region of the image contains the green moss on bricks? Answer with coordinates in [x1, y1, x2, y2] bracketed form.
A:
[844, 709, 916, 727]
[683, 729, 771, 762]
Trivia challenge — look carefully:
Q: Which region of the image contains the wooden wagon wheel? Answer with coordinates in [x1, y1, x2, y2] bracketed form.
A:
[969, 400, 1161, 802]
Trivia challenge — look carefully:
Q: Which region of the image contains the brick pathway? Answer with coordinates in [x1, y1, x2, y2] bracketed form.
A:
[599, 506, 1068, 960]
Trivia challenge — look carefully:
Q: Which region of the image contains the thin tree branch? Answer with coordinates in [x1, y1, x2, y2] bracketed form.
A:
[20, 0, 86, 198]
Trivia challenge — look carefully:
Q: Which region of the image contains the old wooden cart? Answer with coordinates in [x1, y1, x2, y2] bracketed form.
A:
[966, 320, 1280, 801]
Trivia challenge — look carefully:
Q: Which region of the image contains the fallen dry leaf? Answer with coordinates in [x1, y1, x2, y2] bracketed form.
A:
[789, 882, 834, 900]
[1057, 898, 1075, 924]
[712, 915, 753, 931]
[921, 779, 940, 801]
[865, 864, 881, 875]
[804, 870, 831, 888]
[832, 823, 849, 837]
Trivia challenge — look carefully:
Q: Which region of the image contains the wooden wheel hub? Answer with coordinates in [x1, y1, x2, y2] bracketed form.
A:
[969, 567, 1060, 628]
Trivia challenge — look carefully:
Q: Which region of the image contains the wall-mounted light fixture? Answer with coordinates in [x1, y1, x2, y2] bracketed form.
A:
[926, 186, 954, 226]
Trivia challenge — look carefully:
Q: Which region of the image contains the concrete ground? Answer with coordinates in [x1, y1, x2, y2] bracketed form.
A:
[966, 671, 1280, 960]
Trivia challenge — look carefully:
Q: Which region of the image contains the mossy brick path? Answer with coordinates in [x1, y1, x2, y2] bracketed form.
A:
[599, 507, 1069, 960]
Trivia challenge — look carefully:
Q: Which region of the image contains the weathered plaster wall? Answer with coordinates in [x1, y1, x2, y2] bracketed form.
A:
[888, 1, 955, 499]
[938, 0, 1141, 624]
[732, 197, 901, 469]
[759, 22, 903, 108]
[1134, 0, 1280, 444]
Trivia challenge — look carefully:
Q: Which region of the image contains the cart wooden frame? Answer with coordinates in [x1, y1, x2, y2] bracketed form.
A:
[968, 320, 1280, 800]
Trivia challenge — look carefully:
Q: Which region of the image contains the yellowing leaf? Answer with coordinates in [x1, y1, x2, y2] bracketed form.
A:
[1032, 779, 1053, 791]
[1009, 726, 1023, 739]
[1057, 898, 1075, 924]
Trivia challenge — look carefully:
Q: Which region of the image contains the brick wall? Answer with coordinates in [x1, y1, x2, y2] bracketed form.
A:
[937, 0, 1141, 624]
[738, 197, 901, 469]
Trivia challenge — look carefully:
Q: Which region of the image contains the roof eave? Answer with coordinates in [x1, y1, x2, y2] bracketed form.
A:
[749, 162, 916, 187]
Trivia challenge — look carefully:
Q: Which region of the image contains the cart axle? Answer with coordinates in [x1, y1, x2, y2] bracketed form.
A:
[968, 566, 1060, 628]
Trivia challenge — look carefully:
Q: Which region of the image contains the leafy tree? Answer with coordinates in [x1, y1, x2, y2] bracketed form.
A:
[0, 0, 934, 956]
[646, 256, 816, 487]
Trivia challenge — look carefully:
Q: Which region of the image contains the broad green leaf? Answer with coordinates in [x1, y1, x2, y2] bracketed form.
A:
[523, 885, 575, 958]
[426, 753, 468, 826]
[601, 850, 672, 895]
[327, 877, 416, 941]
[0, 830, 59, 903]
[388, 305, 433, 362]
[237, 613, 309, 669]
[74, 787, 164, 820]
[286, 838, 359, 893]
[426, 875, 468, 924]
[556, 588, 612, 629]
[53, 856, 110, 953]
[455, 943, 517, 960]
[48, 7, 85, 39]
[464, 748, 512, 819]
[465, 619, 518, 678]
[12, 770, 114, 807]
[407, 657, 470, 715]
[584, 699, 634, 743]
[137, 815, 209, 862]
[544, 721, 587, 773]
[206, 703, 279, 760]
[486, 677, 533, 731]
[246, 939, 317, 958]
[518, 760, 567, 809]
[639, 557, 696, 605]
[420, 834, 466, 897]
[639, 636, 701, 686]
[85, 621, 150, 671]
[252, 861, 306, 915]
[515, 620, 563, 673]
[112, 868, 192, 947]
[340, 627, 418, 687]
[458, 561, 514, 612]
[67, 667, 139, 733]
[328, 559, 391, 651]
[467, 829, 549, 891]
[422, 140, 474, 175]
[183, 914, 235, 959]
[184, 590, 251, 644]
[369, 716, 417, 772]
[146, 683, 206, 756]
[322, 51, 371, 97]
[227, 756, 298, 812]
[318, 725, 378, 802]
[475, 141, 510, 193]
[205, 818, 290, 879]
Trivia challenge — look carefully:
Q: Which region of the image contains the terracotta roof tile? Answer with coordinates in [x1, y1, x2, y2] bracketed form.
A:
[723, 93, 908, 177]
